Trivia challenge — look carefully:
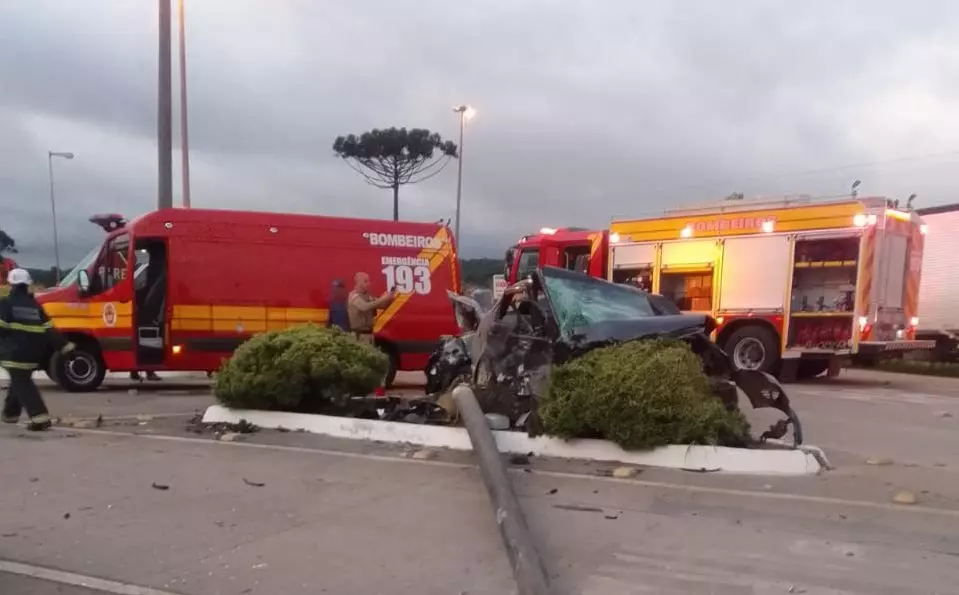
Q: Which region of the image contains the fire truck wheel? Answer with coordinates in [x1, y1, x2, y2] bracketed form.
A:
[51, 344, 107, 393]
[725, 325, 780, 374]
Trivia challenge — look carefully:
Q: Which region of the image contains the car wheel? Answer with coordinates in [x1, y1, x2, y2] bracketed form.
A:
[724, 325, 780, 374]
[52, 344, 106, 393]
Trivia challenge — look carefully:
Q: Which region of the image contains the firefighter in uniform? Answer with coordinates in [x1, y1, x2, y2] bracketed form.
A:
[1, 269, 73, 431]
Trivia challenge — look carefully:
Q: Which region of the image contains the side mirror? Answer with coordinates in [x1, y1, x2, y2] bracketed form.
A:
[77, 270, 91, 293]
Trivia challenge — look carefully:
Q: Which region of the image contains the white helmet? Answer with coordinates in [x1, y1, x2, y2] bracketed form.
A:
[7, 268, 32, 286]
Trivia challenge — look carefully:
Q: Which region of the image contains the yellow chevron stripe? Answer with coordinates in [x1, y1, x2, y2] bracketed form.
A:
[374, 227, 452, 333]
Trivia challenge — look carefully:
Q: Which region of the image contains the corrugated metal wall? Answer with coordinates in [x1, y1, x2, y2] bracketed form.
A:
[918, 208, 959, 330]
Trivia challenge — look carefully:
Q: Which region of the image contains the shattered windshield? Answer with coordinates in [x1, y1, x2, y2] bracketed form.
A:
[540, 267, 656, 336]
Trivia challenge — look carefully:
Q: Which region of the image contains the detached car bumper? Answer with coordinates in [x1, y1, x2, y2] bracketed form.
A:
[857, 339, 936, 355]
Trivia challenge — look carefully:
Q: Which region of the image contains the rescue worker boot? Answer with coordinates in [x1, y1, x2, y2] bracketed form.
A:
[26, 415, 52, 432]
[3, 380, 22, 424]
[7, 370, 50, 431]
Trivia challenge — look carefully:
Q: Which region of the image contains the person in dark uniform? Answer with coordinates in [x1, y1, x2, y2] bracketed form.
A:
[326, 279, 350, 332]
[0, 269, 74, 431]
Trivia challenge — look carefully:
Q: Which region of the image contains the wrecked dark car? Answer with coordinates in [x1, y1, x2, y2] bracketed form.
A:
[425, 266, 802, 446]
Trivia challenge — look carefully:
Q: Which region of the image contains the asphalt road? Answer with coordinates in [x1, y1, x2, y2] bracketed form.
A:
[1, 368, 958, 594]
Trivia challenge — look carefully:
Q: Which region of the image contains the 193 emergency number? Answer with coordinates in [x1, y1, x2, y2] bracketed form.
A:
[382, 264, 431, 295]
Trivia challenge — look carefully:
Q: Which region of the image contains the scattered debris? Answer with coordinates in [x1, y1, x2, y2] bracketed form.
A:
[934, 462, 948, 468]
[242, 478, 266, 487]
[151, 482, 170, 491]
[866, 457, 894, 466]
[72, 419, 97, 429]
[603, 513, 619, 520]
[28, 477, 38, 483]
[276, 426, 291, 433]
[508, 453, 530, 465]
[547, 488, 558, 495]
[78, 506, 94, 512]
[63, 513, 70, 520]
[2, 532, 18, 538]
[681, 467, 720, 473]
[552, 503, 603, 513]
[892, 490, 917, 505]
[612, 466, 640, 479]
[411, 449, 437, 461]
[217, 432, 243, 442]
[936, 411, 954, 418]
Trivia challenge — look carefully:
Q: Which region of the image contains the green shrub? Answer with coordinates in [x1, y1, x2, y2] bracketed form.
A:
[214, 324, 389, 411]
[538, 339, 750, 450]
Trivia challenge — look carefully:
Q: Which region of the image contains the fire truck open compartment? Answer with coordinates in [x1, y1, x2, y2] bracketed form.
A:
[786, 235, 859, 353]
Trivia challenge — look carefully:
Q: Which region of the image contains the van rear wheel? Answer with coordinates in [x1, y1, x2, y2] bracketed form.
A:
[51, 344, 106, 393]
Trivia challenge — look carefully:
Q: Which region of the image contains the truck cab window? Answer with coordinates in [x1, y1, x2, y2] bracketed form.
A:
[516, 249, 539, 280]
[96, 233, 130, 292]
[562, 246, 592, 273]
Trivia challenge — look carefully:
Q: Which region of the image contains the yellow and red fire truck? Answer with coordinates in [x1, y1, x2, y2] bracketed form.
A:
[507, 196, 934, 380]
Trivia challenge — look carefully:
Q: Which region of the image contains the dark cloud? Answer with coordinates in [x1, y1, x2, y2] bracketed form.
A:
[2, 1, 959, 268]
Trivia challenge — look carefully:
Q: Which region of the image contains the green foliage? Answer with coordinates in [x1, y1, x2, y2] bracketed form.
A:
[333, 127, 458, 220]
[539, 340, 750, 450]
[214, 324, 389, 411]
[460, 258, 503, 289]
[0, 229, 16, 254]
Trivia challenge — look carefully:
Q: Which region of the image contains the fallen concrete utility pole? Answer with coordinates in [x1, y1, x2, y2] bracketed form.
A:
[452, 384, 552, 595]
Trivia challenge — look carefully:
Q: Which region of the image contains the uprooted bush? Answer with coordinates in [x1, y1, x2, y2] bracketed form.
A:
[214, 324, 389, 412]
[538, 339, 750, 450]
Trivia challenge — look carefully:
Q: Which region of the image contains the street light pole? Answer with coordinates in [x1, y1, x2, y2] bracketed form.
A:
[452, 105, 476, 246]
[158, 0, 174, 210]
[47, 151, 75, 285]
[177, 0, 191, 208]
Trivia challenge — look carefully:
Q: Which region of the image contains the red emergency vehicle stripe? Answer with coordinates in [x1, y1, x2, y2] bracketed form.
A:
[374, 227, 452, 333]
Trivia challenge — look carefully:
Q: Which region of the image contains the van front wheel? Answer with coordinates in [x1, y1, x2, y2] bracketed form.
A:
[51, 345, 106, 393]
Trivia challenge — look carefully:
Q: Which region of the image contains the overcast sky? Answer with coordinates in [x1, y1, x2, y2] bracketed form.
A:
[2, 1, 958, 267]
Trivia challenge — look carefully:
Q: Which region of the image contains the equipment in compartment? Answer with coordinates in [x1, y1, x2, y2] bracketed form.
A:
[787, 236, 858, 350]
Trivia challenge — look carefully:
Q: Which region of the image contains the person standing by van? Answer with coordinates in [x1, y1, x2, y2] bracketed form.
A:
[326, 279, 350, 332]
[347, 272, 395, 344]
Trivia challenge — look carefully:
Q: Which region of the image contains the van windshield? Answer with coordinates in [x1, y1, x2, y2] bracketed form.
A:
[58, 245, 100, 288]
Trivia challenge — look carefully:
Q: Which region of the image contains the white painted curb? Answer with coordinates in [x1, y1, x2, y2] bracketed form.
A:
[202, 405, 826, 475]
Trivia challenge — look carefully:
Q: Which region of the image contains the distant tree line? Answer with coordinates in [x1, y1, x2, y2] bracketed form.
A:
[460, 258, 502, 289]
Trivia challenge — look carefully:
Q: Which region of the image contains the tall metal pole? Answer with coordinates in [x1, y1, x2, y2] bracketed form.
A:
[177, 0, 192, 208]
[46, 151, 74, 284]
[47, 153, 62, 285]
[454, 110, 465, 245]
[158, 0, 174, 210]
